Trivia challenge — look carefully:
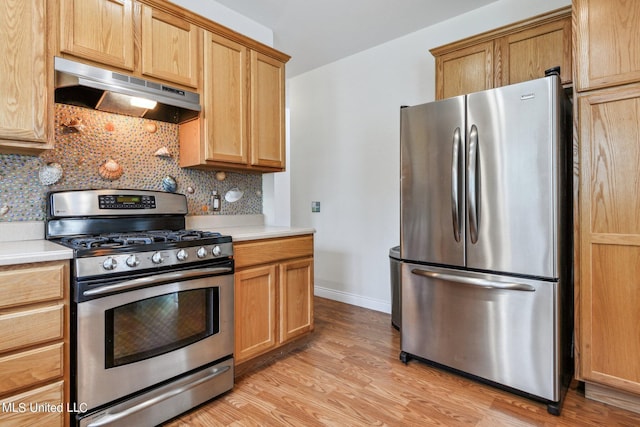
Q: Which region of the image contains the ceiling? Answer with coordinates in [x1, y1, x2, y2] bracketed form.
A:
[212, 0, 497, 77]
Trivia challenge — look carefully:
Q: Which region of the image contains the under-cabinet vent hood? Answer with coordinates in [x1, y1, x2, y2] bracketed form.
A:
[54, 57, 200, 124]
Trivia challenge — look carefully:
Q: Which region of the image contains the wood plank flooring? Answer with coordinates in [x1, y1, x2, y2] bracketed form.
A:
[164, 297, 640, 426]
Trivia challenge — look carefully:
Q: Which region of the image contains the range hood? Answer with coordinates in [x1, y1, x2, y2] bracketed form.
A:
[54, 57, 200, 124]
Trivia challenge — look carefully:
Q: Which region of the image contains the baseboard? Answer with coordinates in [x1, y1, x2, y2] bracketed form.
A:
[314, 285, 391, 314]
[585, 382, 640, 414]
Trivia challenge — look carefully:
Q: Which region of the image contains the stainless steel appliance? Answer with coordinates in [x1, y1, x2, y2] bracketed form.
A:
[54, 57, 200, 123]
[399, 73, 573, 415]
[46, 189, 234, 427]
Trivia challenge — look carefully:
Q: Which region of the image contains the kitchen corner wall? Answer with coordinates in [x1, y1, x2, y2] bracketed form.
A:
[289, 0, 571, 312]
[0, 104, 262, 221]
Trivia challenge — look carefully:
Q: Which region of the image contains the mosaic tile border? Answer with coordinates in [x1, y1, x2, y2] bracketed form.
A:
[0, 105, 262, 221]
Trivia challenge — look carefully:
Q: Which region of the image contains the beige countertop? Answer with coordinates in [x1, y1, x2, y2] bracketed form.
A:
[0, 218, 315, 266]
[213, 225, 315, 242]
[0, 240, 73, 266]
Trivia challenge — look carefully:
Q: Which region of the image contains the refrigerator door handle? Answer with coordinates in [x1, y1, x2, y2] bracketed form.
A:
[451, 127, 462, 242]
[468, 124, 480, 244]
[411, 269, 536, 292]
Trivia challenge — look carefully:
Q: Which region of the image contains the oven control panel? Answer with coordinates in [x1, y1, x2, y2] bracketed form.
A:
[75, 242, 234, 278]
[99, 194, 156, 210]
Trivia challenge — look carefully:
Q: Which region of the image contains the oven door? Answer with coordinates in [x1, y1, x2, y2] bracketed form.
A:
[75, 267, 234, 411]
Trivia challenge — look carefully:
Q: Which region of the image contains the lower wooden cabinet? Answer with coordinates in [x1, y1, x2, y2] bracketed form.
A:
[234, 235, 314, 364]
[577, 83, 640, 401]
[0, 261, 69, 426]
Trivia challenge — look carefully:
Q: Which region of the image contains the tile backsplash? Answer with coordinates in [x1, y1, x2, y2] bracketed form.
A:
[0, 104, 262, 221]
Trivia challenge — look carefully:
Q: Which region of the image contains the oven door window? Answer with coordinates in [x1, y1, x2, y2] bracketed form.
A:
[105, 288, 219, 368]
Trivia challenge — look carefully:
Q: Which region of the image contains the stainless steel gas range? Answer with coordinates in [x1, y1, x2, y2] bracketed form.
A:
[46, 189, 234, 427]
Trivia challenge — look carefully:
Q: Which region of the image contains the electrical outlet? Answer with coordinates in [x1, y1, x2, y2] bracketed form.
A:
[311, 201, 320, 213]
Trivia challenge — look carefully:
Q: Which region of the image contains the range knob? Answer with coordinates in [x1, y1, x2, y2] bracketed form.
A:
[176, 249, 189, 261]
[103, 257, 118, 270]
[212, 245, 222, 257]
[126, 255, 140, 267]
[196, 247, 207, 259]
[151, 252, 164, 264]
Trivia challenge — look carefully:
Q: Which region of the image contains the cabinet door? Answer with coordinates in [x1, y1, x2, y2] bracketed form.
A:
[435, 41, 493, 100]
[59, 0, 134, 70]
[495, 17, 571, 86]
[234, 265, 277, 363]
[0, 0, 51, 150]
[575, 0, 640, 91]
[279, 258, 314, 343]
[141, 5, 200, 88]
[203, 31, 249, 165]
[578, 84, 640, 394]
[250, 51, 286, 170]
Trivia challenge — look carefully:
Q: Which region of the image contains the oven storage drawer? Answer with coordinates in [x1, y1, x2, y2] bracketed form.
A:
[0, 304, 64, 353]
[0, 343, 64, 395]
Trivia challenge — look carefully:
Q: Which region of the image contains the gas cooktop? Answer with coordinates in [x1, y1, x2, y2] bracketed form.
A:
[59, 230, 224, 250]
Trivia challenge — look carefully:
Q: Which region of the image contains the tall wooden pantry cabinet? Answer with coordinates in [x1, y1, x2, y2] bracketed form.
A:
[574, 0, 640, 413]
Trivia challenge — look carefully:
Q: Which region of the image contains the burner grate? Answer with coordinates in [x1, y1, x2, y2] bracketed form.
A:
[59, 230, 223, 250]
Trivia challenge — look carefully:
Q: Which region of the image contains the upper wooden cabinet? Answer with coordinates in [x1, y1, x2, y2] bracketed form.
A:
[431, 7, 571, 99]
[250, 51, 286, 169]
[59, 0, 135, 71]
[179, 31, 287, 173]
[202, 32, 249, 166]
[495, 17, 571, 86]
[574, 0, 640, 91]
[435, 41, 493, 100]
[140, 4, 200, 88]
[0, 0, 54, 154]
[58, 0, 200, 89]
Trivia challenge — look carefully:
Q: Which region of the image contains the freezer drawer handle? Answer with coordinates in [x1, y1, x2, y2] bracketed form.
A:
[468, 124, 480, 244]
[411, 269, 536, 292]
[451, 127, 462, 242]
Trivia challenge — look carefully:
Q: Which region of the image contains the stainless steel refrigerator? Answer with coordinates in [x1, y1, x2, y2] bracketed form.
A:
[399, 74, 573, 415]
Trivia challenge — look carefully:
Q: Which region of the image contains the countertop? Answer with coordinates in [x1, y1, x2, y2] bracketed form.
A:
[212, 225, 315, 242]
[0, 219, 315, 266]
[0, 240, 74, 266]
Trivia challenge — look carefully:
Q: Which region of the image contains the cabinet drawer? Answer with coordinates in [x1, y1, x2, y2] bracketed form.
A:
[0, 343, 64, 395]
[0, 381, 64, 426]
[0, 262, 66, 309]
[235, 235, 313, 268]
[0, 304, 64, 353]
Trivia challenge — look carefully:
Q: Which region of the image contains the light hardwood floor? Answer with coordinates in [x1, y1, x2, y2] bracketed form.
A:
[165, 297, 640, 426]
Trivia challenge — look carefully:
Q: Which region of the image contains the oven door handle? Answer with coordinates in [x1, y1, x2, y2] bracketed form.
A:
[85, 365, 231, 427]
[83, 267, 233, 297]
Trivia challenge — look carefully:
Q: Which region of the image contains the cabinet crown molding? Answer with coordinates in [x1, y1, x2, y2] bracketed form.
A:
[430, 6, 570, 56]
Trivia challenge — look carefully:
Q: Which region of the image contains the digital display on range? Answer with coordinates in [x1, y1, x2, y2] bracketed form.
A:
[98, 195, 156, 209]
[116, 196, 141, 204]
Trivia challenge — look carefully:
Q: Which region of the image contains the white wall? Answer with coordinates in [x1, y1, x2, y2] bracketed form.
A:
[289, 0, 571, 312]
[166, 0, 272, 46]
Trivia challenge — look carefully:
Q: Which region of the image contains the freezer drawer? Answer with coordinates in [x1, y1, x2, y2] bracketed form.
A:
[401, 262, 560, 402]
